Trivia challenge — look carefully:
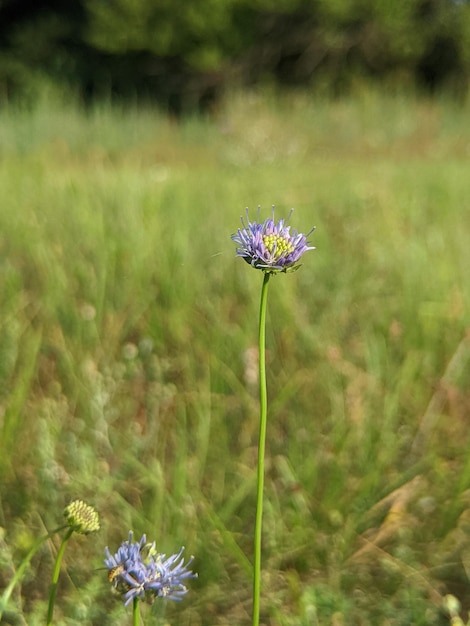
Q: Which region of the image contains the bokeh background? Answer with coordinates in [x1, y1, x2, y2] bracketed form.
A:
[2, 0, 470, 109]
[1, 1, 470, 625]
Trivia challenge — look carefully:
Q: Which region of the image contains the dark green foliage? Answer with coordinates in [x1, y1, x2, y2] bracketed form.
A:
[1, 0, 470, 109]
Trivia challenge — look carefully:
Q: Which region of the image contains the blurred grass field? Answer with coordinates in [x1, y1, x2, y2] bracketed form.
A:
[1, 87, 470, 625]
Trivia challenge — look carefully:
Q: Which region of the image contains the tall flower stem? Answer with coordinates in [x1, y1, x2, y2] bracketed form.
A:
[46, 527, 74, 626]
[253, 271, 271, 626]
[132, 597, 140, 626]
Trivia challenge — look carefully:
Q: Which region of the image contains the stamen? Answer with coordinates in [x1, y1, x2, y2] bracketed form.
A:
[263, 234, 295, 260]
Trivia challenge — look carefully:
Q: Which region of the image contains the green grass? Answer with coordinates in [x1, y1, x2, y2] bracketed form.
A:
[1, 87, 470, 624]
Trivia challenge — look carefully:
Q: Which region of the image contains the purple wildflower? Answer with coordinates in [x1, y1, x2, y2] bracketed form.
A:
[145, 547, 197, 601]
[232, 206, 315, 272]
[104, 532, 197, 606]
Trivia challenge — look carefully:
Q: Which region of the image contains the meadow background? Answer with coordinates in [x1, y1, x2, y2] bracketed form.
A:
[1, 85, 470, 626]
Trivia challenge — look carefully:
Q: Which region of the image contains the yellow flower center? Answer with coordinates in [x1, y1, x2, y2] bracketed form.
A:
[263, 234, 294, 260]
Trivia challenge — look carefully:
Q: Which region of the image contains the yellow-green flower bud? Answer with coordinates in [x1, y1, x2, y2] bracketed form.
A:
[64, 500, 100, 535]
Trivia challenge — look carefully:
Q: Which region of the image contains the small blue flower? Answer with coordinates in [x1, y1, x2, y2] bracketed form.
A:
[104, 532, 197, 606]
[232, 206, 315, 272]
[144, 547, 197, 601]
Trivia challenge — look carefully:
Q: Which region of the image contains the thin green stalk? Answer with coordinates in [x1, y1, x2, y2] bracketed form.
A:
[0, 525, 66, 620]
[46, 527, 74, 626]
[253, 271, 271, 626]
[133, 597, 140, 626]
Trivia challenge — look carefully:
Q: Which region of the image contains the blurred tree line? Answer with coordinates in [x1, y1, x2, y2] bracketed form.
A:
[1, 0, 470, 112]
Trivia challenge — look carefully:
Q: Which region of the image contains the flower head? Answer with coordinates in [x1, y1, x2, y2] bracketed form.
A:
[64, 500, 100, 535]
[104, 532, 197, 606]
[232, 206, 315, 272]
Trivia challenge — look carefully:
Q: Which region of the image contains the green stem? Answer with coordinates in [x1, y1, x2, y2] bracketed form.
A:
[132, 597, 140, 626]
[253, 271, 271, 626]
[0, 525, 67, 620]
[46, 527, 74, 626]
